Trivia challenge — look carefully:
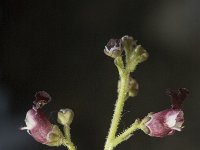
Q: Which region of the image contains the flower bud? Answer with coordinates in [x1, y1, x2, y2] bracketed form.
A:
[57, 109, 74, 126]
[121, 35, 137, 51]
[133, 45, 149, 62]
[104, 39, 123, 58]
[118, 77, 139, 97]
[128, 77, 139, 97]
[20, 107, 63, 146]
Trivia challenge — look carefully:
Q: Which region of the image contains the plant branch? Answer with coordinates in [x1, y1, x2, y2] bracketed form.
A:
[63, 139, 76, 150]
[62, 125, 76, 150]
[104, 68, 130, 150]
[113, 119, 141, 147]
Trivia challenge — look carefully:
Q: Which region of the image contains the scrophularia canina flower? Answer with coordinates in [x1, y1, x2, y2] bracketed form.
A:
[104, 38, 123, 58]
[141, 88, 189, 137]
[20, 91, 63, 146]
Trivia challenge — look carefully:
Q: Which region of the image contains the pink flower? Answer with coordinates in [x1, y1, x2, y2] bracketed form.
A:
[21, 107, 53, 144]
[21, 91, 63, 146]
[144, 88, 189, 137]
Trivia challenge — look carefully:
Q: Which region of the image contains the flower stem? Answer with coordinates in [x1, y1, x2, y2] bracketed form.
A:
[104, 70, 130, 150]
[62, 125, 76, 150]
[113, 120, 141, 147]
[63, 140, 76, 150]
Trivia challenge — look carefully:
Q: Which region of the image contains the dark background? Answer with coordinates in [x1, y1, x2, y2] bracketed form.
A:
[0, 0, 199, 150]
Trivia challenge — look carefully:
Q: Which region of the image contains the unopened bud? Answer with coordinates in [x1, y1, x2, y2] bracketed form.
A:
[121, 35, 137, 51]
[134, 45, 149, 62]
[117, 77, 139, 97]
[128, 77, 139, 97]
[57, 109, 74, 126]
[104, 39, 123, 58]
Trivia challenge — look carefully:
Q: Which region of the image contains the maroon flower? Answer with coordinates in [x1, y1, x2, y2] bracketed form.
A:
[104, 39, 123, 58]
[21, 91, 63, 146]
[144, 88, 189, 137]
[21, 106, 53, 144]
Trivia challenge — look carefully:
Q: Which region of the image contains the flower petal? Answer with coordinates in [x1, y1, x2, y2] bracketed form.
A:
[33, 91, 51, 109]
[166, 88, 189, 109]
[165, 110, 184, 130]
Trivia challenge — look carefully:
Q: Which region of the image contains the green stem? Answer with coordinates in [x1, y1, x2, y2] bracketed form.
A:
[63, 139, 76, 150]
[62, 125, 76, 150]
[104, 71, 130, 150]
[113, 120, 140, 147]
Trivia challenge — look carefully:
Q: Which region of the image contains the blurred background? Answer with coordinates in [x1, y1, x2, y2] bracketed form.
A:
[0, 0, 199, 150]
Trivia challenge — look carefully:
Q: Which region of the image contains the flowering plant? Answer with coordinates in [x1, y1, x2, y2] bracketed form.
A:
[21, 35, 189, 150]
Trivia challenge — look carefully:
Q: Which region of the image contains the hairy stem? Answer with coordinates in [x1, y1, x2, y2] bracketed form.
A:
[104, 70, 130, 150]
[113, 120, 141, 147]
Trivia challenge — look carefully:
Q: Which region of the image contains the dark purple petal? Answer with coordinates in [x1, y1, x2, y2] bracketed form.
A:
[166, 88, 189, 109]
[33, 91, 51, 109]
[106, 39, 121, 50]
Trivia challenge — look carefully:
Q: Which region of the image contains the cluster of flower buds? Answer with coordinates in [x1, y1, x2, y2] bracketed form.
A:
[104, 35, 148, 60]
[104, 35, 149, 73]
[20, 91, 74, 146]
[140, 88, 189, 137]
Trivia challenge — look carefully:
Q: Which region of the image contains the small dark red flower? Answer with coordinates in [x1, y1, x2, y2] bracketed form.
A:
[144, 88, 189, 137]
[104, 39, 123, 58]
[21, 91, 63, 146]
[21, 106, 53, 144]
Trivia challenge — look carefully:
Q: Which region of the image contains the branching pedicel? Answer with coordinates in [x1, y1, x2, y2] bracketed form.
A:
[21, 35, 189, 150]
